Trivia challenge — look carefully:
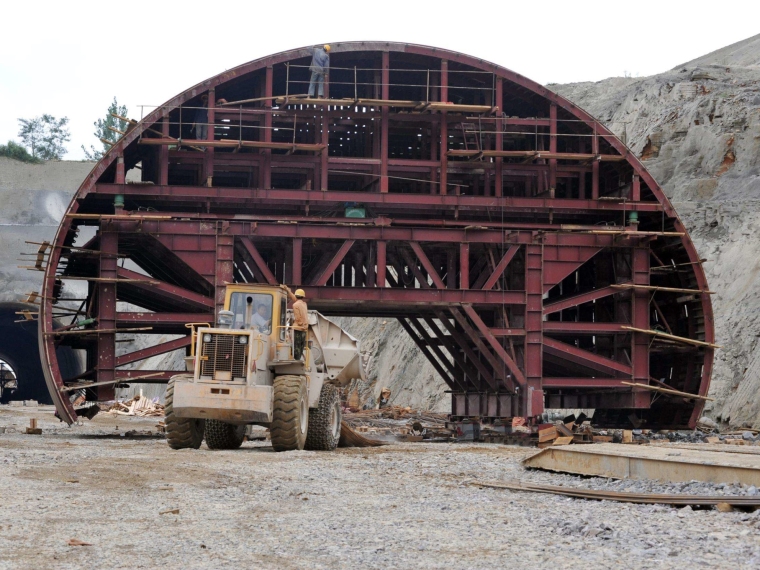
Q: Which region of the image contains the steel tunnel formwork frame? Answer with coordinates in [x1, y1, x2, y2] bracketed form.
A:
[38, 41, 715, 428]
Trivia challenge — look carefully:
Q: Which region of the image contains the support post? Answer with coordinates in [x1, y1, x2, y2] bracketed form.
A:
[459, 242, 469, 289]
[549, 103, 557, 192]
[159, 116, 169, 186]
[261, 67, 273, 190]
[292, 238, 302, 286]
[215, 224, 234, 316]
[439, 60, 448, 195]
[97, 229, 118, 400]
[376, 240, 386, 288]
[631, 246, 650, 407]
[494, 78, 503, 197]
[380, 51, 390, 193]
[592, 123, 599, 199]
[525, 243, 544, 417]
[203, 88, 215, 187]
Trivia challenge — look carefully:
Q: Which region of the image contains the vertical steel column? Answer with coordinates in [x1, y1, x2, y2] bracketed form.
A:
[292, 238, 302, 286]
[459, 242, 469, 289]
[495, 78, 503, 197]
[632, 174, 641, 202]
[159, 116, 169, 186]
[631, 246, 650, 407]
[261, 66, 273, 190]
[439, 60, 448, 195]
[380, 52, 390, 193]
[525, 243, 544, 417]
[376, 240, 386, 288]
[592, 124, 599, 199]
[115, 157, 125, 185]
[97, 229, 118, 400]
[215, 224, 234, 316]
[203, 88, 215, 187]
[549, 104, 557, 192]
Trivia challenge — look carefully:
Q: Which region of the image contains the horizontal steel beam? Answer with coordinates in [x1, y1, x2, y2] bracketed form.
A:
[542, 377, 632, 388]
[103, 219, 649, 249]
[304, 287, 525, 307]
[543, 322, 631, 334]
[93, 184, 664, 213]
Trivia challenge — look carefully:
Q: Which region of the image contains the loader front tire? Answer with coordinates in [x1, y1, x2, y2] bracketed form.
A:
[270, 375, 308, 451]
[165, 375, 205, 450]
[305, 383, 342, 451]
[205, 419, 246, 450]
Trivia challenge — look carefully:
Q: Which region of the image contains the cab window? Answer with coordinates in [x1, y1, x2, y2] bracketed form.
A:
[279, 298, 287, 340]
[229, 292, 273, 332]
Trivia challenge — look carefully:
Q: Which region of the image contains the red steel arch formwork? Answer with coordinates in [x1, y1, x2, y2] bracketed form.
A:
[39, 42, 715, 428]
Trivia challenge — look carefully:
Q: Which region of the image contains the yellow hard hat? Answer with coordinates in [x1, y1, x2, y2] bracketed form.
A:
[295, 289, 306, 298]
[324, 44, 331, 52]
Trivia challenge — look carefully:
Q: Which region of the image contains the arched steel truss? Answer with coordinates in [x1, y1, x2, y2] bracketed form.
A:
[39, 42, 714, 428]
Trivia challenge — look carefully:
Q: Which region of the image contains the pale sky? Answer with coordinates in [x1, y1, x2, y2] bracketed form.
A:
[2, 1, 757, 160]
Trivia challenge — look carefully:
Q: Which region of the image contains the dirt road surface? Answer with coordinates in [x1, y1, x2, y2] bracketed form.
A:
[1, 405, 759, 569]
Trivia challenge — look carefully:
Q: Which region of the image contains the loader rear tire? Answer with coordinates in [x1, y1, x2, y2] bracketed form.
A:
[305, 383, 342, 451]
[165, 376, 205, 450]
[205, 419, 246, 450]
[270, 375, 308, 451]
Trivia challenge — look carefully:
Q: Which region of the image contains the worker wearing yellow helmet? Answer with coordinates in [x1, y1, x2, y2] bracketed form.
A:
[286, 286, 309, 360]
[308, 44, 331, 98]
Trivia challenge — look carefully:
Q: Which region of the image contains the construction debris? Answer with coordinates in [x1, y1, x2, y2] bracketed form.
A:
[338, 422, 387, 448]
[25, 418, 42, 435]
[342, 406, 449, 441]
[472, 480, 760, 508]
[104, 394, 164, 418]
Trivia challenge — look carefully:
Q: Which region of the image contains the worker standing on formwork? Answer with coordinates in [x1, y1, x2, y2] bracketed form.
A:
[191, 94, 209, 142]
[286, 286, 309, 360]
[308, 45, 331, 98]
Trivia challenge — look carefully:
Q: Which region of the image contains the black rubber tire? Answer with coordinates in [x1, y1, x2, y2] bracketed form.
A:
[305, 383, 342, 451]
[205, 419, 246, 450]
[270, 375, 308, 451]
[165, 376, 205, 450]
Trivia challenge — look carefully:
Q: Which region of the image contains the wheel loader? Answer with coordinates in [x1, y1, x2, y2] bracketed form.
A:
[165, 284, 364, 451]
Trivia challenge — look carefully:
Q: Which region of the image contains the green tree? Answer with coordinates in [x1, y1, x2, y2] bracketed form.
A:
[17, 115, 71, 160]
[82, 97, 129, 160]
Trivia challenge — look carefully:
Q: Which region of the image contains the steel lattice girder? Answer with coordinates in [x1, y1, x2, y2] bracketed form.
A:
[39, 42, 714, 428]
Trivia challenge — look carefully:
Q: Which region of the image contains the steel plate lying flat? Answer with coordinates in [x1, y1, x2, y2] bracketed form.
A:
[522, 443, 760, 486]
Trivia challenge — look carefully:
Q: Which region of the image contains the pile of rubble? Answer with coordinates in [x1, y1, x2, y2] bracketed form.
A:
[104, 394, 164, 418]
[342, 406, 450, 441]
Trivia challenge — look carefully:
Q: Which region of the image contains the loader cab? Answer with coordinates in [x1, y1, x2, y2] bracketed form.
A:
[224, 285, 288, 343]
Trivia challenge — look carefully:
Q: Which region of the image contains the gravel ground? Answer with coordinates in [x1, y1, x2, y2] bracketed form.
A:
[1, 406, 760, 569]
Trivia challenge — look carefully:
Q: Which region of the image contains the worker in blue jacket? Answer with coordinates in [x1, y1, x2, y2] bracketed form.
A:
[308, 45, 331, 98]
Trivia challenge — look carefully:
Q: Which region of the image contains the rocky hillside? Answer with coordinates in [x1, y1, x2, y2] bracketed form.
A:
[550, 33, 760, 426]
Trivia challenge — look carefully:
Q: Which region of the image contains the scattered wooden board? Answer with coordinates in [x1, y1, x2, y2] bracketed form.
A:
[538, 426, 558, 443]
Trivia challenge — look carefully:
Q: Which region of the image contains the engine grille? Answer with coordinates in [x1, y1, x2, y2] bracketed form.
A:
[200, 334, 247, 379]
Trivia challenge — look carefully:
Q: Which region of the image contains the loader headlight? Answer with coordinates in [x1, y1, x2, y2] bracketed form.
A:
[203, 334, 212, 343]
[238, 336, 248, 345]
